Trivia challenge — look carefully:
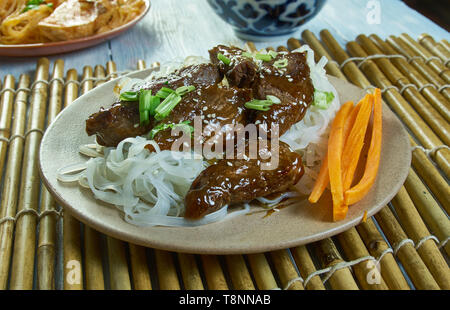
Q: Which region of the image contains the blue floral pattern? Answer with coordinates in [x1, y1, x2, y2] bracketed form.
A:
[207, 0, 327, 37]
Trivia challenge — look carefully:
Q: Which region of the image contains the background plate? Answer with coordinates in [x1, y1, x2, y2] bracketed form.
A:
[39, 69, 411, 254]
[0, 0, 150, 57]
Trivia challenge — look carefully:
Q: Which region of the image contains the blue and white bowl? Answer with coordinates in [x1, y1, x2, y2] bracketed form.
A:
[207, 0, 327, 41]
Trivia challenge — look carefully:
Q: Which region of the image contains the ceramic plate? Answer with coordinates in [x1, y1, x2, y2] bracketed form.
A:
[0, 1, 150, 57]
[39, 69, 411, 254]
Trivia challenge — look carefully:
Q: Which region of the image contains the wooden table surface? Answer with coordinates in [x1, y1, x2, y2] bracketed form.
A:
[0, 0, 448, 80]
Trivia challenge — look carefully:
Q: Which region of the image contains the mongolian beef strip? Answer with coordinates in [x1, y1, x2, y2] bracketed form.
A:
[209, 45, 258, 88]
[149, 84, 252, 152]
[252, 51, 314, 137]
[86, 63, 221, 147]
[209, 45, 314, 137]
[184, 141, 304, 219]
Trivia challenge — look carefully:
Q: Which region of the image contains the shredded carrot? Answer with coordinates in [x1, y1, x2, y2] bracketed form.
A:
[341, 94, 374, 190]
[345, 89, 383, 205]
[327, 101, 354, 221]
[308, 102, 361, 203]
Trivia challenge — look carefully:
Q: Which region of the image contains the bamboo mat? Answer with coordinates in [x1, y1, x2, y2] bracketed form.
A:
[0, 31, 449, 290]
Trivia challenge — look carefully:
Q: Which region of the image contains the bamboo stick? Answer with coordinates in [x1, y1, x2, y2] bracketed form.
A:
[398, 33, 450, 83]
[0, 74, 30, 289]
[369, 34, 450, 124]
[177, 253, 204, 290]
[374, 207, 440, 290]
[37, 59, 65, 290]
[314, 238, 359, 290]
[247, 253, 278, 290]
[403, 168, 450, 257]
[9, 58, 50, 290]
[386, 35, 450, 102]
[346, 40, 450, 178]
[62, 68, 84, 290]
[276, 46, 289, 52]
[0, 75, 15, 179]
[225, 255, 255, 290]
[356, 219, 410, 290]
[336, 228, 388, 290]
[290, 246, 325, 290]
[301, 30, 347, 80]
[84, 227, 105, 290]
[103, 61, 132, 290]
[356, 34, 450, 145]
[440, 39, 450, 52]
[391, 186, 450, 289]
[418, 34, 450, 67]
[269, 250, 304, 290]
[200, 255, 228, 290]
[410, 138, 450, 212]
[106, 238, 131, 290]
[155, 250, 181, 290]
[287, 38, 301, 51]
[129, 245, 152, 290]
[81, 66, 105, 290]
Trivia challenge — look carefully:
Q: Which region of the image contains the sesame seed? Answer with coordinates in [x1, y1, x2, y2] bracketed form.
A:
[203, 106, 208, 111]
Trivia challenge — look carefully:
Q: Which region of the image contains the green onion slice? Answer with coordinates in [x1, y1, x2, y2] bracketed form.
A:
[139, 90, 152, 112]
[217, 53, 231, 65]
[154, 92, 182, 120]
[22, 0, 53, 12]
[140, 110, 149, 126]
[313, 90, 335, 110]
[175, 85, 195, 96]
[266, 95, 281, 104]
[273, 58, 288, 68]
[120, 91, 139, 101]
[156, 87, 175, 99]
[148, 95, 161, 116]
[241, 51, 253, 59]
[149, 120, 193, 139]
[255, 53, 272, 62]
[268, 50, 278, 58]
[244, 99, 273, 111]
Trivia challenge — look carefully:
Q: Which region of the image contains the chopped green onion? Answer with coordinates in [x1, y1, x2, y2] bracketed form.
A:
[22, 0, 52, 13]
[244, 99, 274, 111]
[255, 53, 272, 62]
[241, 52, 253, 59]
[154, 92, 182, 120]
[140, 110, 149, 126]
[120, 91, 139, 101]
[313, 90, 335, 110]
[268, 50, 278, 58]
[273, 58, 288, 68]
[149, 120, 193, 139]
[156, 87, 174, 99]
[217, 53, 231, 65]
[139, 90, 152, 112]
[175, 85, 195, 96]
[266, 95, 281, 104]
[148, 95, 161, 116]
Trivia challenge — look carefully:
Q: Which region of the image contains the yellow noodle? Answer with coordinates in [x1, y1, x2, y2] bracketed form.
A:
[0, 0, 146, 45]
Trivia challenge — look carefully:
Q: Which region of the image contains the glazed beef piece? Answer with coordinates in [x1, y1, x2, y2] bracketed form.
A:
[86, 63, 222, 147]
[150, 84, 252, 152]
[184, 141, 304, 219]
[209, 45, 258, 88]
[252, 51, 314, 137]
[86, 102, 151, 147]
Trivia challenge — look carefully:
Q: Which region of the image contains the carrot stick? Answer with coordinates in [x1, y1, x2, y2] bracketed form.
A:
[342, 94, 374, 190]
[327, 101, 354, 221]
[345, 89, 383, 205]
[308, 102, 361, 203]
